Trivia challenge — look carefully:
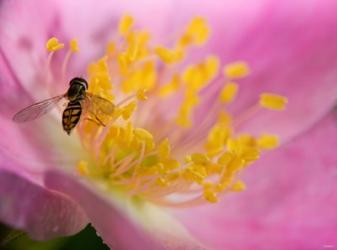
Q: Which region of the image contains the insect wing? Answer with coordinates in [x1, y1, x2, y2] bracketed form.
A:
[84, 93, 115, 115]
[13, 95, 65, 123]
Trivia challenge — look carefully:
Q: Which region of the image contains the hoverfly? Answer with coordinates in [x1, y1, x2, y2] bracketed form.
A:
[13, 77, 114, 134]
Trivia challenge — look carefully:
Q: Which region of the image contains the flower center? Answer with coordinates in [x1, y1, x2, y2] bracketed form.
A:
[47, 15, 287, 207]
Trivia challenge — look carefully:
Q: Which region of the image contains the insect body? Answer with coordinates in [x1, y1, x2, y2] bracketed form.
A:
[13, 77, 114, 135]
[62, 100, 82, 134]
[62, 77, 86, 134]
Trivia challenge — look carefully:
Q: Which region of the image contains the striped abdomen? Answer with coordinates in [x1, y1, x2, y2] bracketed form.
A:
[62, 101, 82, 134]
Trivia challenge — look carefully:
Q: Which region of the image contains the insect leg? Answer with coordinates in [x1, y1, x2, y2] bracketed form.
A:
[84, 117, 100, 126]
[84, 116, 105, 126]
[94, 114, 106, 126]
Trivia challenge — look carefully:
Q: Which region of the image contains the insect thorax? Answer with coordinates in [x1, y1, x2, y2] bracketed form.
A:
[67, 78, 88, 102]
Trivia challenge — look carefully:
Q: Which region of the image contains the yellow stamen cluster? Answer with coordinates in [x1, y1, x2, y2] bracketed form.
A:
[178, 17, 209, 47]
[175, 55, 219, 127]
[48, 15, 288, 206]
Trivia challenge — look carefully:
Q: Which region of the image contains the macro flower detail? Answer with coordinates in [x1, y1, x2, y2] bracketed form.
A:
[2, 1, 337, 249]
[42, 15, 287, 206]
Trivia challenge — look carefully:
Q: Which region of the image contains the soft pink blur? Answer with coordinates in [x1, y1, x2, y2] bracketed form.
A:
[1, 0, 337, 249]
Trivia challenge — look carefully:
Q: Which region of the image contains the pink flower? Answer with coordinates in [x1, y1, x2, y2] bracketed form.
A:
[1, 0, 337, 249]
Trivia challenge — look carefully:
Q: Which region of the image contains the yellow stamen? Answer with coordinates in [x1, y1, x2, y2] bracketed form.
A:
[158, 139, 171, 159]
[204, 55, 220, 79]
[119, 15, 134, 35]
[220, 82, 239, 103]
[257, 134, 280, 150]
[121, 101, 137, 120]
[224, 61, 250, 79]
[70, 39, 79, 52]
[159, 74, 181, 97]
[175, 103, 193, 128]
[76, 160, 89, 176]
[205, 124, 231, 155]
[231, 180, 246, 192]
[191, 153, 210, 165]
[217, 152, 233, 165]
[155, 47, 184, 64]
[179, 17, 210, 47]
[60, 39, 80, 80]
[259, 93, 288, 110]
[106, 42, 116, 57]
[136, 89, 148, 101]
[203, 187, 218, 203]
[46, 37, 64, 52]
[241, 147, 260, 163]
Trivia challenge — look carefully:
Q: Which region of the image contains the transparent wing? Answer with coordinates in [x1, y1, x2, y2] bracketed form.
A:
[13, 95, 65, 123]
[84, 92, 115, 115]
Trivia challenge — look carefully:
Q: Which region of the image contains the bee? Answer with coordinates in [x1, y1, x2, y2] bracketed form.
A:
[13, 77, 114, 134]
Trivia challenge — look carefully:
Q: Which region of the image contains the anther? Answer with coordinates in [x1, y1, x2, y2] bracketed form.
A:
[46, 37, 64, 52]
[259, 93, 288, 110]
[224, 61, 250, 79]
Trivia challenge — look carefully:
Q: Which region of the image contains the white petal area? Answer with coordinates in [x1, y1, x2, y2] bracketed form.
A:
[45, 170, 205, 249]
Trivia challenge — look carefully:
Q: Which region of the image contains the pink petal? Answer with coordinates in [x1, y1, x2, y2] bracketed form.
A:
[3, 0, 337, 144]
[45, 171, 205, 250]
[229, 0, 337, 144]
[0, 0, 176, 89]
[0, 51, 77, 177]
[0, 53, 88, 239]
[0, 170, 88, 240]
[186, 0, 337, 144]
[0, 0, 65, 89]
[175, 113, 337, 250]
[2, 1, 337, 248]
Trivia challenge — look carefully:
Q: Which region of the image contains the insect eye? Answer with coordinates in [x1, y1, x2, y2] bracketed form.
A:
[70, 77, 88, 89]
[83, 80, 88, 89]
